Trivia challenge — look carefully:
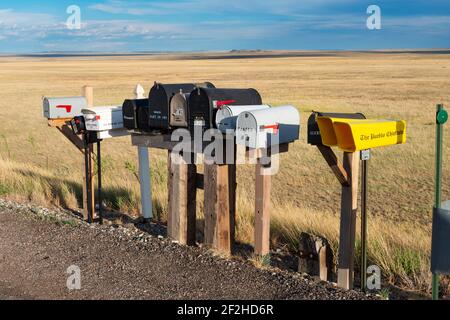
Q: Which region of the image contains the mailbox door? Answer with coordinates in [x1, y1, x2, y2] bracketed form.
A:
[236, 112, 259, 148]
[170, 93, 190, 127]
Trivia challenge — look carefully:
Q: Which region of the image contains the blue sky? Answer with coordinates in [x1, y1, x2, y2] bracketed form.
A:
[0, 0, 449, 53]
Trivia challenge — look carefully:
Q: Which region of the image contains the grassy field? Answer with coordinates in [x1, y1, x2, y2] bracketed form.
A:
[0, 51, 449, 296]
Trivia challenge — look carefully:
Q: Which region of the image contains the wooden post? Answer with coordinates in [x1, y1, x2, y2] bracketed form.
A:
[254, 157, 272, 256]
[337, 151, 360, 289]
[167, 152, 197, 245]
[204, 163, 234, 254]
[82, 86, 95, 222]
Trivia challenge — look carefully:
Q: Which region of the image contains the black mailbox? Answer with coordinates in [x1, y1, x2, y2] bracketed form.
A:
[122, 99, 150, 131]
[188, 87, 262, 134]
[307, 111, 366, 145]
[148, 82, 215, 131]
[70, 116, 86, 135]
[69, 116, 98, 144]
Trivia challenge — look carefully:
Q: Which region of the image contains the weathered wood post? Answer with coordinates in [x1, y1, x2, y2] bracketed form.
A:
[254, 157, 272, 257]
[204, 163, 235, 254]
[167, 151, 197, 245]
[337, 151, 360, 290]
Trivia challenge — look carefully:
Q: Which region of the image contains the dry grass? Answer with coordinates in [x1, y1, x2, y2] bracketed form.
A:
[0, 51, 450, 295]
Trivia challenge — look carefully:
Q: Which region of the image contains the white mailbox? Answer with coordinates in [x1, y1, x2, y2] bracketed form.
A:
[215, 104, 271, 133]
[43, 96, 87, 119]
[81, 106, 129, 139]
[236, 105, 300, 149]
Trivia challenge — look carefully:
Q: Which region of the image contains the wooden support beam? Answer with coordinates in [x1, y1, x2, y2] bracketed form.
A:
[337, 151, 360, 290]
[317, 145, 349, 187]
[254, 158, 272, 257]
[48, 119, 84, 152]
[204, 163, 235, 254]
[167, 152, 197, 245]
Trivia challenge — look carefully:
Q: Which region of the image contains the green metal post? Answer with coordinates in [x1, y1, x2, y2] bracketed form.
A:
[432, 104, 448, 300]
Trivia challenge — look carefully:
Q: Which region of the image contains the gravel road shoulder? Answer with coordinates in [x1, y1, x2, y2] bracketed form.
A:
[0, 199, 374, 300]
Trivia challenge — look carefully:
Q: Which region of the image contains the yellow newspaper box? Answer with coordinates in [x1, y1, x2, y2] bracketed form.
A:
[317, 117, 407, 152]
[316, 117, 368, 146]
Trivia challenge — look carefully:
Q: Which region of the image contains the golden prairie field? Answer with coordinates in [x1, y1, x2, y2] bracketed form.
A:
[0, 51, 449, 295]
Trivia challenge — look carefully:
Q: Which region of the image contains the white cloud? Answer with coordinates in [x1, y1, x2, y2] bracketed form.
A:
[0, 9, 57, 25]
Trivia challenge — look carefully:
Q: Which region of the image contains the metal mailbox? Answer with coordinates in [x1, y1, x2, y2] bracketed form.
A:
[70, 116, 86, 135]
[236, 105, 300, 149]
[188, 87, 262, 134]
[307, 112, 366, 146]
[122, 99, 150, 131]
[320, 118, 407, 152]
[215, 104, 271, 133]
[43, 96, 87, 120]
[148, 82, 215, 131]
[82, 106, 124, 131]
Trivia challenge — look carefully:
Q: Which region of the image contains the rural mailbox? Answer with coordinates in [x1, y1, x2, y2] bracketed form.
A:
[122, 99, 150, 131]
[81, 106, 129, 140]
[43, 96, 87, 120]
[70, 116, 86, 135]
[215, 104, 271, 133]
[307, 112, 366, 146]
[188, 87, 263, 134]
[148, 82, 215, 131]
[317, 117, 407, 152]
[236, 105, 300, 149]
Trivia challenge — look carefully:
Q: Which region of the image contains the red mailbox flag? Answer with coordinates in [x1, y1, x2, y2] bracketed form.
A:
[56, 105, 72, 113]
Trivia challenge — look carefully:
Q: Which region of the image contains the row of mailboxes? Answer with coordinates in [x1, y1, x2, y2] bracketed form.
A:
[122, 82, 215, 132]
[122, 83, 263, 134]
[42, 96, 129, 140]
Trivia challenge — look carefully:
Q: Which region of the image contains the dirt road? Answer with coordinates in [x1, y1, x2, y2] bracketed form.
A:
[0, 199, 371, 300]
